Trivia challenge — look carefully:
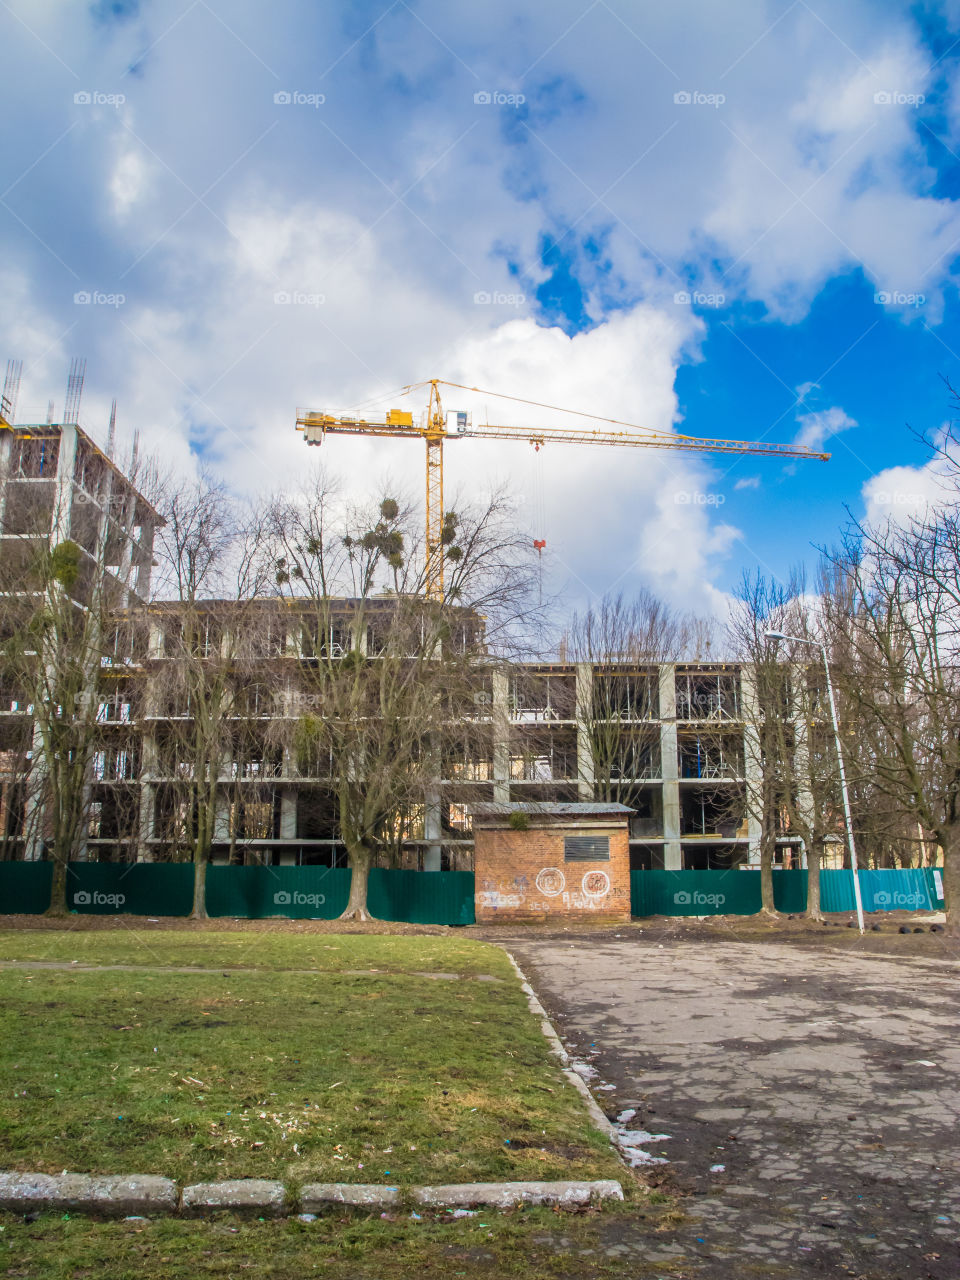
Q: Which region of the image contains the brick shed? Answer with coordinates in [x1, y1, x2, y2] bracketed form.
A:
[470, 802, 633, 923]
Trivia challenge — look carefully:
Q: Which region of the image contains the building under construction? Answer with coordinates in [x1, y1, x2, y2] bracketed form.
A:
[0, 363, 823, 874]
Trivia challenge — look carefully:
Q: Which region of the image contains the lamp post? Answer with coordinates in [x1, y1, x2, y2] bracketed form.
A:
[763, 630, 865, 934]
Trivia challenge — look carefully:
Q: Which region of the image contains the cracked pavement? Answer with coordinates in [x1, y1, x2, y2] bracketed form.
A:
[505, 935, 960, 1278]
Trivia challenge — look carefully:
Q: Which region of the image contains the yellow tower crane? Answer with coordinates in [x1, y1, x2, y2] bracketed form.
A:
[297, 378, 829, 602]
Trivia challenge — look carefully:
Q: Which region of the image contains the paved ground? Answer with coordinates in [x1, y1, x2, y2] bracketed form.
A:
[507, 935, 960, 1279]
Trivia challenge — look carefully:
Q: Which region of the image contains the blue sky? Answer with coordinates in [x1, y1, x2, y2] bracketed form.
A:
[2, 0, 960, 617]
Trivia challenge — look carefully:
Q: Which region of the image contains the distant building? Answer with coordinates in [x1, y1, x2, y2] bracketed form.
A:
[0, 397, 162, 860]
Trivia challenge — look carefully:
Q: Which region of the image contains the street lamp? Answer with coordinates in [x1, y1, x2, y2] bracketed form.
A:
[763, 630, 865, 934]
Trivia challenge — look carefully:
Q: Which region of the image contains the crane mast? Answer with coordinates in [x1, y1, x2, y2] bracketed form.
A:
[298, 378, 829, 602]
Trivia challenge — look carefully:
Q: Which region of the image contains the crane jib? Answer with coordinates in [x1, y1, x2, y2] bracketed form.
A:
[297, 388, 829, 599]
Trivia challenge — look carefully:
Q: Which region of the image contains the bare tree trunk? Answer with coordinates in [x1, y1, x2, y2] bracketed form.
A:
[940, 825, 960, 937]
[191, 850, 208, 919]
[340, 843, 373, 921]
[760, 825, 777, 916]
[46, 854, 68, 916]
[805, 849, 823, 921]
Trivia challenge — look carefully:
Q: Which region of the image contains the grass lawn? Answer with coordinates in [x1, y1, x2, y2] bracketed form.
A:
[0, 1200, 683, 1280]
[0, 931, 626, 1189]
[0, 927, 501, 975]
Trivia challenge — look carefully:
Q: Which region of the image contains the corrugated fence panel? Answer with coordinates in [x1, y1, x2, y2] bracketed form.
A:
[630, 870, 762, 917]
[206, 866, 351, 919]
[0, 862, 54, 914]
[632, 868, 944, 917]
[773, 870, 808, 913]
[368, 869, 476, 925]
[67, 862, 195, 916]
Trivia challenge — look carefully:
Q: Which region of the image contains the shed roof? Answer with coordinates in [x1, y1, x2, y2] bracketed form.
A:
[469, 802, 634, 818]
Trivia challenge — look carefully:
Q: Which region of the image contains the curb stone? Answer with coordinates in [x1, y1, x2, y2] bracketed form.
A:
[0, 1174, 622, 1217]
[0, 1173, 177, 1215]
[413, 1180, 624, 1209]
[301, 1183, 400, 1210]
[181, 1179, 287, 1216]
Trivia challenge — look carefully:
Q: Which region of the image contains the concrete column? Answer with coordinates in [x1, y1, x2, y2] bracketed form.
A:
[492, 668, 510, 803]
[135, 520, 155, 600]
[137, 783, 155, 861]
[147, 621, 164, 660]
[423, 785, 442, 871]
[740, 665, 763, 866]
[52, 423, 78, 543]
[280, 786, 297, 839]
[575, 662, 594, 801]
[214, 787, 231, 844]
[0, 426, 13, 527]
[137, 729, 158, 861]
[659, 663, 682, 870]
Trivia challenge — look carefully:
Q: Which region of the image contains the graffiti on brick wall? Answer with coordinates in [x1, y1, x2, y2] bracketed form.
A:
[581, 869, 610, 898]
[535, 867, 565, 897]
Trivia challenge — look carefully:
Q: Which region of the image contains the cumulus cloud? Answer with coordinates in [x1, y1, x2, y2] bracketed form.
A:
[794, 406, 857, 453]
[2, 0, 959, 618]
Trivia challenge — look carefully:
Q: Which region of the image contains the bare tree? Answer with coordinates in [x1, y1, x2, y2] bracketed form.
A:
[151, 473, 276, 917]
[727, 570, 849, 921]
[820, 449, 960, 933]
[264, 471, 539, 920]
[567, 591, 705, 842]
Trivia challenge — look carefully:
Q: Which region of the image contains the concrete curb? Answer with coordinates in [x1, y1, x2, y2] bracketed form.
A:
[0, 1173, 622, 1217]
[0, 1173, 177, 1215]
[181, 1179, 287, 1216]
[301, 1183, 401, 1210]
[502, 951, 620, 1147]
[413, 1180, 623, 1209]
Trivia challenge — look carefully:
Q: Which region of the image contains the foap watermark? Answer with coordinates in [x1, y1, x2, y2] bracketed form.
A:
[675, 890, 725, 907]
[675, 490, 725, 506]
[674, 290, 725, 308]
[873, 90, 925, 107]
[274, 90, 325, 107]
[74, 90, 125, 107]
[674, 90, 725, 108]
[874, 889, 926, 908]
[474, 90, 526, 107]
[474, 290, 526, 307]
[873, 490, 927, 507]
[74, 290, 125, 308]
[274, 290, 325, 307]
[274, 890, 326, 908]
[74, 890, 126, 908]
[874, 290, 925, 308]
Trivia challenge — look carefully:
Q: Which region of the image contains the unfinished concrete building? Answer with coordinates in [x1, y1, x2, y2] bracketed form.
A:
[0, 361, 161, 858]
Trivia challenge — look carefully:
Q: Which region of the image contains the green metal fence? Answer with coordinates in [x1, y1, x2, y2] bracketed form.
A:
[819, 867, 943, 913]
[0, 862, 53, 914]
[630, 868, 945, 917]
[67, 862, 195, 915]
[0, 861, 944, 922]
[368, 869, 476, 926]
[206, 866, 351, 919]
[0, 862, 473, 922]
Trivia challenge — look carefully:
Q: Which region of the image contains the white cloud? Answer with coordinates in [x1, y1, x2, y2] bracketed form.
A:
[861, 450, 952, 529]
[3, 0, 958, 620]
[794, 405, 857, 453]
